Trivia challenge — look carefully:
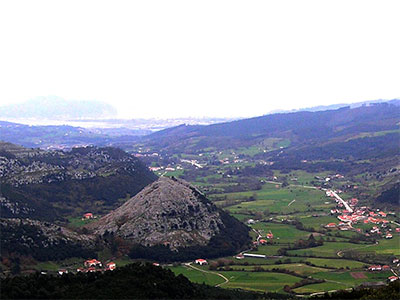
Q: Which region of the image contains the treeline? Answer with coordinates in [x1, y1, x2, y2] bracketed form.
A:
[0, 263, 293, 299]
[129, 210, 251, 262]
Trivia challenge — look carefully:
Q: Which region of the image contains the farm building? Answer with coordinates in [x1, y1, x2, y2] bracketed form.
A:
[84, 259, 102, 267]
[83, 213, 94, 219]
[195, 259, 208, 265]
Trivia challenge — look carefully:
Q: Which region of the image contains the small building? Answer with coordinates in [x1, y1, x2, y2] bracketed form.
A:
[83, 213, 94, 219]
[386, 233, 393, 239]
[106, 262, 116, 271]
[58, 269, 68, 275]
[393, 258, 399, 264]
[266, 233, 274, 239]
[152, 263, 160, 266]
[243, 253, 266, 259]
[382, 265, 391, 271]
[235, 254, 245, 260]
[247, 219, 255, 225]
[76, 268, 85, 273]
[396, 228, 400, 233]
[84, 259, 102, 267]
[259, 239, 267, 245]
[195, 259, 208, 265]
[368, 265, 382, 271]
[388, 276, 398, 282]
[325, 223, 336, 228]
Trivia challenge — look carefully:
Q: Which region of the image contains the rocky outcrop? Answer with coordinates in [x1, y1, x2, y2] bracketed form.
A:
[90, 177, 226, 250]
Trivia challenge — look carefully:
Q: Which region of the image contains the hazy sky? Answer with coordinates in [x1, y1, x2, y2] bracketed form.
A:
[0, 0, 399, 118]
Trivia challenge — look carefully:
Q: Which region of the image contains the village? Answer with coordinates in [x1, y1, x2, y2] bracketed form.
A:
[58, 259, 116, 275]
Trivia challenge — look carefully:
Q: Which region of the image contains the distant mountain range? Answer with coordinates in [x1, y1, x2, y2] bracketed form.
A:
[268, 98, 400, 114]
[0, 96, 117, 120]
[140, 100, 400, 153]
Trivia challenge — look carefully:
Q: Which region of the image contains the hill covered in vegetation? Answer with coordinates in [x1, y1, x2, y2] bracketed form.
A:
[0, 143, 157, 221]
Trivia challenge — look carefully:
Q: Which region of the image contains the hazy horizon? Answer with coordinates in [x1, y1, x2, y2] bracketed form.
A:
[1, 1, 399, 118]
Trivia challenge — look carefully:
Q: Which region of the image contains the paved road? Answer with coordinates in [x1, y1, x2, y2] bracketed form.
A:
[330, 190, 353, 213]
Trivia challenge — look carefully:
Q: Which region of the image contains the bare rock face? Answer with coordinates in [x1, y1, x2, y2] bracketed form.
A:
[90, 177, 224, 250]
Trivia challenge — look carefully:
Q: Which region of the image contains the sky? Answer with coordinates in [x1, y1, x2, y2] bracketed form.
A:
[0, 0, 399, 119]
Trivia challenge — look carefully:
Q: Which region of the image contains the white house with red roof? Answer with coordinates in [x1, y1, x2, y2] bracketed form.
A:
[106, 262, 116, 270]
[385, 233, 393, 239]
[195, 259, 208, 265]
[388, 276, 398, 282]
[84, 259, 102, 267]
[83, 213, 94, 219]
[368, 265, 382, 271]
[58, 269, 68, 275]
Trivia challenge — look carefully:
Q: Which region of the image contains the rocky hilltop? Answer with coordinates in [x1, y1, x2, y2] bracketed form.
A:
[90, 177, 250, 253]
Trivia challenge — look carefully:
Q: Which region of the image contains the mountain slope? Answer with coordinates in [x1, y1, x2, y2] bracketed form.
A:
[0, 143, 157, 221]
[140, 102, 400, 153]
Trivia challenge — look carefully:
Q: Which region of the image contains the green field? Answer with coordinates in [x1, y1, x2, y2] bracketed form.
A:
[356, 236, 400, 256]
[287, 242, 369, 258]
[251, 222, 314, 244]
[223, 183, 327, 215]
[221, 271, 301, 292]
[169, 265, 225, 286]
[303, 258, 367, 269]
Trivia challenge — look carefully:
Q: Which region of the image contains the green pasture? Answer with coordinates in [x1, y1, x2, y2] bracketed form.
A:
[168, 265, 225, 286]
[221, 271, 301, 292]
[312, 270, 392, 286]
[303, 258, 367, 269]
[287, 242, 364, 258]
[230, 263, 329, 276]
[356, 235, 400, 256]
[224, 184, 326, 214]
[293, 282, 348, 294]
[251, 222, 312, 244]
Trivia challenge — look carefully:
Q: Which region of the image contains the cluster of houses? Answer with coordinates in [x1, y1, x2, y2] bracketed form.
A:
[367, 265, 399, 282]
[367, 264, 391, 271]
[326, 192, 399, 239]
[366, 258, 400, 282]
[252, 232, 274, 246]
[59, 259, 116, 275]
